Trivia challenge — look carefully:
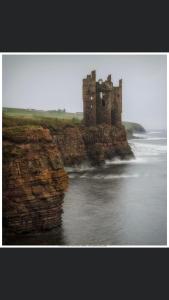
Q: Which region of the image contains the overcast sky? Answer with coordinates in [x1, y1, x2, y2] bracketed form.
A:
[2, 54, 167, 130]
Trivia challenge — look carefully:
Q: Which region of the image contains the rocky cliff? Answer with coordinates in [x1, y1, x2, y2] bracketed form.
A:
[3, 120, 133, 240]
[3, 126, 68, 240]
[51, 124, 133, 166]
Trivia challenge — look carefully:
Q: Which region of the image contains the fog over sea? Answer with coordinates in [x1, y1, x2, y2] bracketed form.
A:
[61, 130, 167, 245]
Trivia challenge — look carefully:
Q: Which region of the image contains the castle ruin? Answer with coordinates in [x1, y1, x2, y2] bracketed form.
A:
[83, 70, 122, 127]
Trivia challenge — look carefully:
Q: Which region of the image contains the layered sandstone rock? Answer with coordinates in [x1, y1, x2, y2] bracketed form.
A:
[3, 126, 68, 237]
[50, 124, 134, 166]
[52, 125, 87, 165]
[81, 124, 133, 165]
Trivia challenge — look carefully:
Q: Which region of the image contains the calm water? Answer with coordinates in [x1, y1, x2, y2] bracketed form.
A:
[5, 130, 167, 246]
[61, 130, 167, 245]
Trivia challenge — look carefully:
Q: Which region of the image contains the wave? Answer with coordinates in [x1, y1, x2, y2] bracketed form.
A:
[105, 157, 147, 165]
[77, 173, 140, 180]
[70, 171, 154, 180]
[131, 137, 167, 141]
[71, 171, 155, 180]
[69, 174, 77, 179]
[148, 131, 163, 134]
[65, 164, 95, 173]
[132, 133, 147, 139]
[132, 133, 167, 141]
[146, 137, 167, 140]
[130, 142, 167, 157]
[93, 173, 139, 180]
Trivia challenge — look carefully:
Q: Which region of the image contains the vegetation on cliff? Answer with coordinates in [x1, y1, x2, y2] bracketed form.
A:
[123, 121, 146, 138]
[3, 108, 146, 136]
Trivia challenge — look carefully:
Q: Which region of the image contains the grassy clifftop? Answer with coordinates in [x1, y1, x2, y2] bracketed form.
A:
[123, 121, 146, 132]
[3, 107, 146, 136]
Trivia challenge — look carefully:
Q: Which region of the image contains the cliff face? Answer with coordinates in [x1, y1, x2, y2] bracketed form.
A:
[81, 124, 133, 165]
[3, 122, 133, 239]
[51, 124, 133, 166]
[52, 126, 87, 165]
[3, 126, 68, 237]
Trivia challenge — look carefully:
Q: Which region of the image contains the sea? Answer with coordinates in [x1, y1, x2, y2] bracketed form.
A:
[7, 130, 167, 246]
[61, 129, 167, 246]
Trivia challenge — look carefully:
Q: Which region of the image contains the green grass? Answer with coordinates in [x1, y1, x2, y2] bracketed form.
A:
[2, 115, 82, 131]
[123, 121, 146, 133]
[3, 107, 83, 120]
[2, 107, 145, 136]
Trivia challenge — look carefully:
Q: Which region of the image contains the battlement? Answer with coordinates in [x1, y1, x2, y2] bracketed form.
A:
[83, 71, 122, 127]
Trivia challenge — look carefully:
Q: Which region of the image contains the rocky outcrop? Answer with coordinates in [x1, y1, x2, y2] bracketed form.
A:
[3, 126, 68, 238]
[51, 124, 134, 166]
[81, 124, 133, 165]
[52, 126, 87, 165]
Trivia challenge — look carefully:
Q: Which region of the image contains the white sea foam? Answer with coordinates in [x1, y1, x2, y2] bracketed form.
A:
[132, 133, 147, 139]
[131, 137, 167, 141]
[80, 174, 88, 178]
[69, 174, 77, 179]
[130, 142, 167, 157]
[146, 137, 167, 140]
[93, 173, 140, 180]
[148, 131, 162, 134]
[65, 164, 95, 173]
[105, 157, 147, 165]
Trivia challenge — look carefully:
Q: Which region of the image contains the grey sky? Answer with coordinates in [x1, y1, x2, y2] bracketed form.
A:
[2, 54, 167, 130]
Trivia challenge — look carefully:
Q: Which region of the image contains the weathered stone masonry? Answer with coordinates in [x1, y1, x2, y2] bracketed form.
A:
[83, 70, 122, 127]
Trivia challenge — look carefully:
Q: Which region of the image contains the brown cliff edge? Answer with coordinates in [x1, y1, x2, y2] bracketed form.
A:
[3, 126, 69, 241]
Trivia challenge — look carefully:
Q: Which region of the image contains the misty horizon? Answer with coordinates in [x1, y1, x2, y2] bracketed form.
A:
[2, 55, 167, 130]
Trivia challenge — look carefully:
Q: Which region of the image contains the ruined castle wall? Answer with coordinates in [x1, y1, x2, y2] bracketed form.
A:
[96, 81, 112, 125]
[111, 80, 122, 126]
[83, 71, 122, 127]
[83, 71, 96, 126]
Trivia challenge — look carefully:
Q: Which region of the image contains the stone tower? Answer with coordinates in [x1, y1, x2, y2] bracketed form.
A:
[83, 70, 97, 126]
[111, 79, 122, 127]
[83, 71, 122, 127]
